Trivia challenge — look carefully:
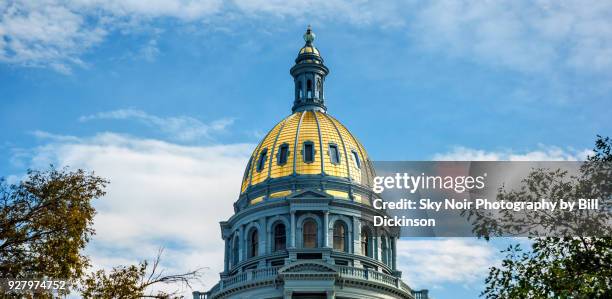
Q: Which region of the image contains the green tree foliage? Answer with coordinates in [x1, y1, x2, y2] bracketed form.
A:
[485, 238, 611, 298]
[0, 167, 108, 286]
[1, 167, 204, 298]
[80, 249, 203, 299]
[470, 136, 612, 298]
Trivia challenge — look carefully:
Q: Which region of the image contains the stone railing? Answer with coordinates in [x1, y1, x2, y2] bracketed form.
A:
[336, 265, 400, 288]
[222, 266, 281, 289]
[336, 264, 367, 279]
[193, 290, 207, 299]
[399, 280, 413, 294]
[198, 265, 426, 299]
[193, 267, 280, 299]
[412, 290, 429, 299]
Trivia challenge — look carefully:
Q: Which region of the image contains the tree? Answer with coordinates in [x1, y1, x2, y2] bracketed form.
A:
[0, 167, 108, 289]
[484, 238, 611, 298]
[80, 248, 203, 299]
[466, 136, 612, 298]
[1, 167, 205, 298]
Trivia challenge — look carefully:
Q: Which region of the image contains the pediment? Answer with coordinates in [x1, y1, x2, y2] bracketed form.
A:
[287, 189, 332, 199]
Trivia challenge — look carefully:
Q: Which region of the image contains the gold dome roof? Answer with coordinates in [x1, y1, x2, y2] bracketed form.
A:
[236, 28, 377, 207]
[241, 110, 375, 196]
[299, 45, 320, 55]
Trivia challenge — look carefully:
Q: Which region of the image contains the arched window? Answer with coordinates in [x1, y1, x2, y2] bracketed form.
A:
[303, 220, 317, 248]
[361, 229, 370, 257]
[333, 221, 347, 252]
[273, 223, 286, 252]
[232, 236, 239, 266]
[248, 229, 259, 258]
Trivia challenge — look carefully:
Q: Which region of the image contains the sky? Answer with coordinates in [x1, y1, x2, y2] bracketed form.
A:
[1, 1, 611, 298]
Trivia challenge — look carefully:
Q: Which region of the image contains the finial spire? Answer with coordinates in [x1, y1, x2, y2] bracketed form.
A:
[291, 26, 329, 113]
[303, 25, 315, 44]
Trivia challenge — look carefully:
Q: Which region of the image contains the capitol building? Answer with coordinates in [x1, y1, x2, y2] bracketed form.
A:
[194, 27, 429, 299]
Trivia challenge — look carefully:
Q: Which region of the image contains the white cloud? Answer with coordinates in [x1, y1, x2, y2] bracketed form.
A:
[77, 0, 222, 20]
[2, 0, 612, 76]
[31, 130, 82, 142]
[433, 145, 592, 161]
[79, 109, 234, 142]
[232, 0, 405, 27]
[24, 131, 254, 295]
[412, 0, 612, 74]
[397, 238, 499, 289]
[139, 38, 160, 62]
[0, 0, 107, 73]
[0, 0, 221, 72]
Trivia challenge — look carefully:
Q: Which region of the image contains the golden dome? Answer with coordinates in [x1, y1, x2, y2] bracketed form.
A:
[241, 110, 375, 200]
[299, 45, 320, 55]
[236, 27, 377, 208]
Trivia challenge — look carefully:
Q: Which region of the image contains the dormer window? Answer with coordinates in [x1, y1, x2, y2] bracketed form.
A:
[329, 144, 340, 164]
[256, 149, 268, 172]
[352, 150, 361, 169]
[303, 141, 315, 163]
[277, 144, 289, 165]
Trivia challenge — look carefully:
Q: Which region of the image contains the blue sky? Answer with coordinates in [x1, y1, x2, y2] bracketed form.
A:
[1, 1, 611, 298]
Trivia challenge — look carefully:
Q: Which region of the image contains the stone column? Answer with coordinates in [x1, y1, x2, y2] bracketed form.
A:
[223, 237, 229, 272]
[238, 225, 245, 262]
[392, 236, 397, 270]
[290, 211, 296, 248]
[353, 216, 360, 254]
[374, 232, 379, 260]
[353, 217, 363, 267]
[260, 217, 267, 255]
[326, 290, 335, 299]
[323, 211, 329, 247]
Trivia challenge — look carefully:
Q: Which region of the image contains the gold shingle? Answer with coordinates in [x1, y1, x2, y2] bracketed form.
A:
[241, 111, 373, 195]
